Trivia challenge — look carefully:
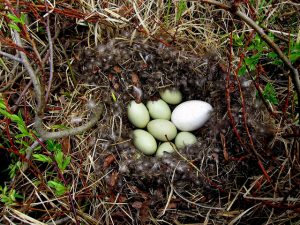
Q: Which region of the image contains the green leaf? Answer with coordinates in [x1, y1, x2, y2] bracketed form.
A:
[33, 154, 53, 163]
[176, 0, 187, 21]
[62, 156, 71, 171]
[290, 53, 300, 63]
[0, 100, 6, 109]
[7, 13, 22, 23]
[8, 23, 20, 32]
[55, 151, 63, 167]
[0, 186, 23, 205]
[17, 124, 30, 136]
[0, 108, 12, 118]
[20, 14, 26, 25]
[111, 91, 117, 102]
[244, 53, 261, 70]
[263, 83, 278, 105]
[238, 65, 247, 76]
[48, 180, 68, 196]
[15, 133, 30, 139]
[47, 140, 62, 153]
[10, 114, 22, 123]
[9, 161, 21, 178]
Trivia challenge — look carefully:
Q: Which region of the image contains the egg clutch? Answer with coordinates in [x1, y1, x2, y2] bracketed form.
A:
[127, 89, 213, 157]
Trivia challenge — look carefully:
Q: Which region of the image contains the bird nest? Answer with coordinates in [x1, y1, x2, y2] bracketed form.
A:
[71, 35, 299, 224]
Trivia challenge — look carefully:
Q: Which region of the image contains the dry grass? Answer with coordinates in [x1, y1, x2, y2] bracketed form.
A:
[0, 0, 300, 224]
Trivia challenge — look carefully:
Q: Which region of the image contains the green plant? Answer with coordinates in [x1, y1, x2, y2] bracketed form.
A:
[268, 40, 300, 65]
[7, 13, 26, 32]
[47, 180, 69, 196]
[176, 0, 187, 22]
[0, 185, 23, 205]
[0, 98, 35, 178]
[164, 0, 187, 25]
[233, 33, 272, 76]
[0, 97, 71, 198]
[262, 82, 278, 105]
[33, 140, 71, 196]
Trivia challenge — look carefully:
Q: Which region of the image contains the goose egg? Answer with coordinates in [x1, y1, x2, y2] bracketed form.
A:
[159, 88, 182, 105]
[127, 101, 150, 128]
[156, 142, 176, 157]
[147, 119, 177, 141]
[175, 132, 197, 149]
[171, 100, 213, 131]
[146, 99, 171, 120]
[133, 129, 157, 155]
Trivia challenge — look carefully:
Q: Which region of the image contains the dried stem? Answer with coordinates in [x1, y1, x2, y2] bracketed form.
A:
[0, 50, 23, 63]
[44, 3, 54, 103]
[34, 104, 104, 140]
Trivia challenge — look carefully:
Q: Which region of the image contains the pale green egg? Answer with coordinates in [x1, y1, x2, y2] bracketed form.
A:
[156, 142, 176, 157]
[175, 132, 197, 149]
[133, 129, 157, 155]
[127, 101, 150, 128]
[146, 99, 171, 120]
[147, 119, 177, 141]
[159, 88, 182, 105]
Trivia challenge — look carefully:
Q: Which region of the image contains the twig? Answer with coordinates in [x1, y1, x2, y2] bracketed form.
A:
[13, 30, 44, 116]
[34, 104, 104, 140]
[0, 50, 23, 63]
[21, 138, 43, 172]
[11, 80, 32, 112]
[44, 3, 54, 103]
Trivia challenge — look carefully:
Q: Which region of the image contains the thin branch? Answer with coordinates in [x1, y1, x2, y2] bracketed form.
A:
[14, 30, 45, 116]
[44, 3, 54, 103]
[34, 104, 104, 140]
[22, 138, 43, 172]
[0, 50, 23, 63]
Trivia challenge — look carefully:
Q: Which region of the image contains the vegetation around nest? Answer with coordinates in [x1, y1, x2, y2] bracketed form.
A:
[0, 0, 299, 224]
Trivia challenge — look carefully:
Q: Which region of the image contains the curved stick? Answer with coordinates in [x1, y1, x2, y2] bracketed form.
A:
[13, 30, 103, 139]
[34, 104, 104, 140]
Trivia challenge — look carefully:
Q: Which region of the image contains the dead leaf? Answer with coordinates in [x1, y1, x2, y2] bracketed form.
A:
[109, 171, 119, 187]
[140, 200, 150, 223]
[113, 65, 122, 73]
[61, 137, 70, 154]
[167, 202, 177, 209]
[103, 154, 115, 169]
[131, 73, 140, 86]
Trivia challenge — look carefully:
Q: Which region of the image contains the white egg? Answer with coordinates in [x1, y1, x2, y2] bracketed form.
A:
[147, 119, 177, 141]
[159, 88, 182, 105]
[133, 129, 157, 155]
[175, 132, 197, 149]
[156, 142, 176, 157]
[146, 99, 171, 120]
[171, 100, 213, 131]
[127, 101, 150, 128]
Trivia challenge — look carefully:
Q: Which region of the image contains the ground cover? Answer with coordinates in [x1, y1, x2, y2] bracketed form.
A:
[0, 0, 299, 224]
